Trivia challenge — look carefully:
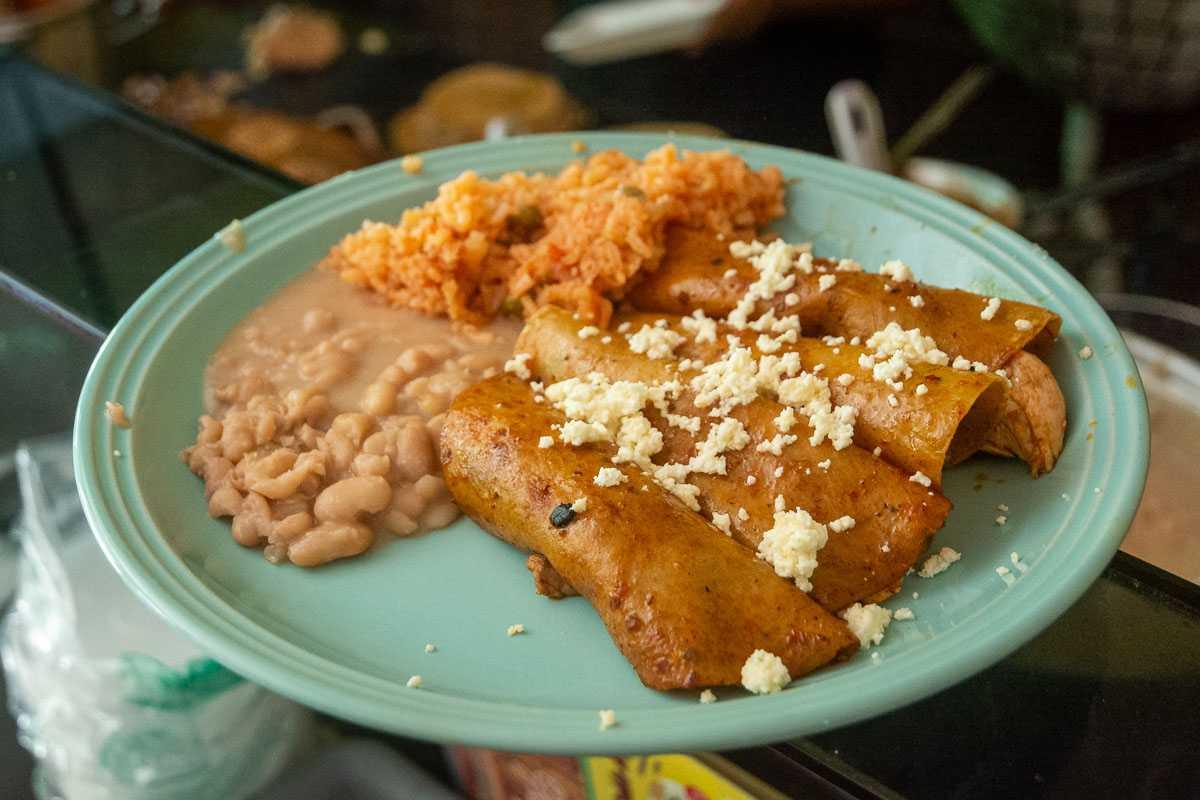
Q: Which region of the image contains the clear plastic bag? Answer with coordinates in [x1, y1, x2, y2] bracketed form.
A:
[1, 436, 313, 800]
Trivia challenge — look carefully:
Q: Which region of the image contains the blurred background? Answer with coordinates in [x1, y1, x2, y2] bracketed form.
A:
[2, 1, 1200, 798]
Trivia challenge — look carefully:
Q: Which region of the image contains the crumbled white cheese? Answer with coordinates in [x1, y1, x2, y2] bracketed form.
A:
[893, 607, 914, 621]
[504, 352, 533, 380]
[425, 643, 436, 653]
[617, 321, 631, 333]
[1079, 345, 1093, 360]
[723, 268, 738, 279]
[980, 297, 1001, 320]
[952, 355, 972, 371]
[998, 503, 1010, 512]
[818, 274, 837, 292]
[887, 394, 899, 408]
[652, 463, 702, 510]
[598, 709, 617, 730]
[995, 515, 1007, 526]
[784, 292, 800, 306]
[545, 373, 676, 445]
[872, 446, 882, 457]
[601, 335, 612, 344]
[680, 309, 718, 344]
[756, 508, 829, 592]
[538, 435, 554, 449]
[687, 417, 751, 475]
[726, 240, 804, 329]
[909, 471, 932, 487]
[577, 325, 601, 339]
[560, 419, 609, 446]
[1014, 318, 1033, 331]
[774, 406, 797, 432]
[756, 333, 782, 354]
[1011, 551, 1028, 573]
[828, 515, 856, 533]
[594, 467, 627, 487]
[850, 336, 862, 346]
[836, 258, 862, 272]
[773, 495, 785, 512]
[665, 413, 701, 434]
[740, 649, 791, 694]
[872, 351, 911, 384]
[836, 373, 855, 387]
[756, 433, 797, 455]
[918, 546, 961, 578]
[841, 603, 893, 648]
[627, 324, 685, 359]
[571, 497, 588, 513]
[879, 260, 914, 283]
[909, 294, 925, 308]
[406, 675, 423, 688]
[690, 346, 761, 416]
[507, 623, 525, 637]
[746, 475, 757, 485]
[817, 459, 831, 470]
[700, 689, 717, 704]
[776, 371, 857, 450]
[915, 384, 928, 396]
[711, 512, 732, 535]
[737, 507, 750, 522]
[216, 219, 246, 253]
[613, 415, 664, 469]
[867, 322, 948, 366]
[773, 466, 784, 478]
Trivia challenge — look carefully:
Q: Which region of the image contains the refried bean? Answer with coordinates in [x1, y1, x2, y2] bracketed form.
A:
[185, 268, 518, 566]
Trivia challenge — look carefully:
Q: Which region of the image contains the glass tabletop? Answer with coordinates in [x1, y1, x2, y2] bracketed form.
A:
[4, 5, 1200, 793]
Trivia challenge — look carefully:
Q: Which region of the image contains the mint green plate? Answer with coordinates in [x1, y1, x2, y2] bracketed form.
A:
[75, 133, 1148, 754]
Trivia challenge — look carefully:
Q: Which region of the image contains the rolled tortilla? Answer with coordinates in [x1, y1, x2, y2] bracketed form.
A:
[441, 375, 859, 690]
[630, 227, 1067, 474]
[518, 306, 951, 611]
[615, 311, 1008, 486]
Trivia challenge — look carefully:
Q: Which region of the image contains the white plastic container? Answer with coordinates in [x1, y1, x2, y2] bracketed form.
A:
[1, 436, 313, 800]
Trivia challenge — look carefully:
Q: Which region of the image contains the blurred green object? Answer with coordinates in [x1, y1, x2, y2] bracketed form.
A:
[955, 0, 1200, 110]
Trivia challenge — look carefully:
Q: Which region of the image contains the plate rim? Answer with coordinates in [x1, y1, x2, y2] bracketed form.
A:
[74, 131, 1149, 754]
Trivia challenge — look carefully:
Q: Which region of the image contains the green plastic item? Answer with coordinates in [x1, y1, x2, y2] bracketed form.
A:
[74, 132, 1148, 755]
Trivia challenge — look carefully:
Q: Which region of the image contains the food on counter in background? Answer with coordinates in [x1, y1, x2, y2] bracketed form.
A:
[323, 144, 783, 325]
[122, 72, 379, 184]
[901, 157, 1024, 229]
[613, 121, 729, 138]
[387, 63, 589, 154]
[357, 26, 389, 55]
[631, 227, 1067, 474]
[439, 375, 858, 689]
[244, 4, 345, 79]
[1117, 328, 1200, 584]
